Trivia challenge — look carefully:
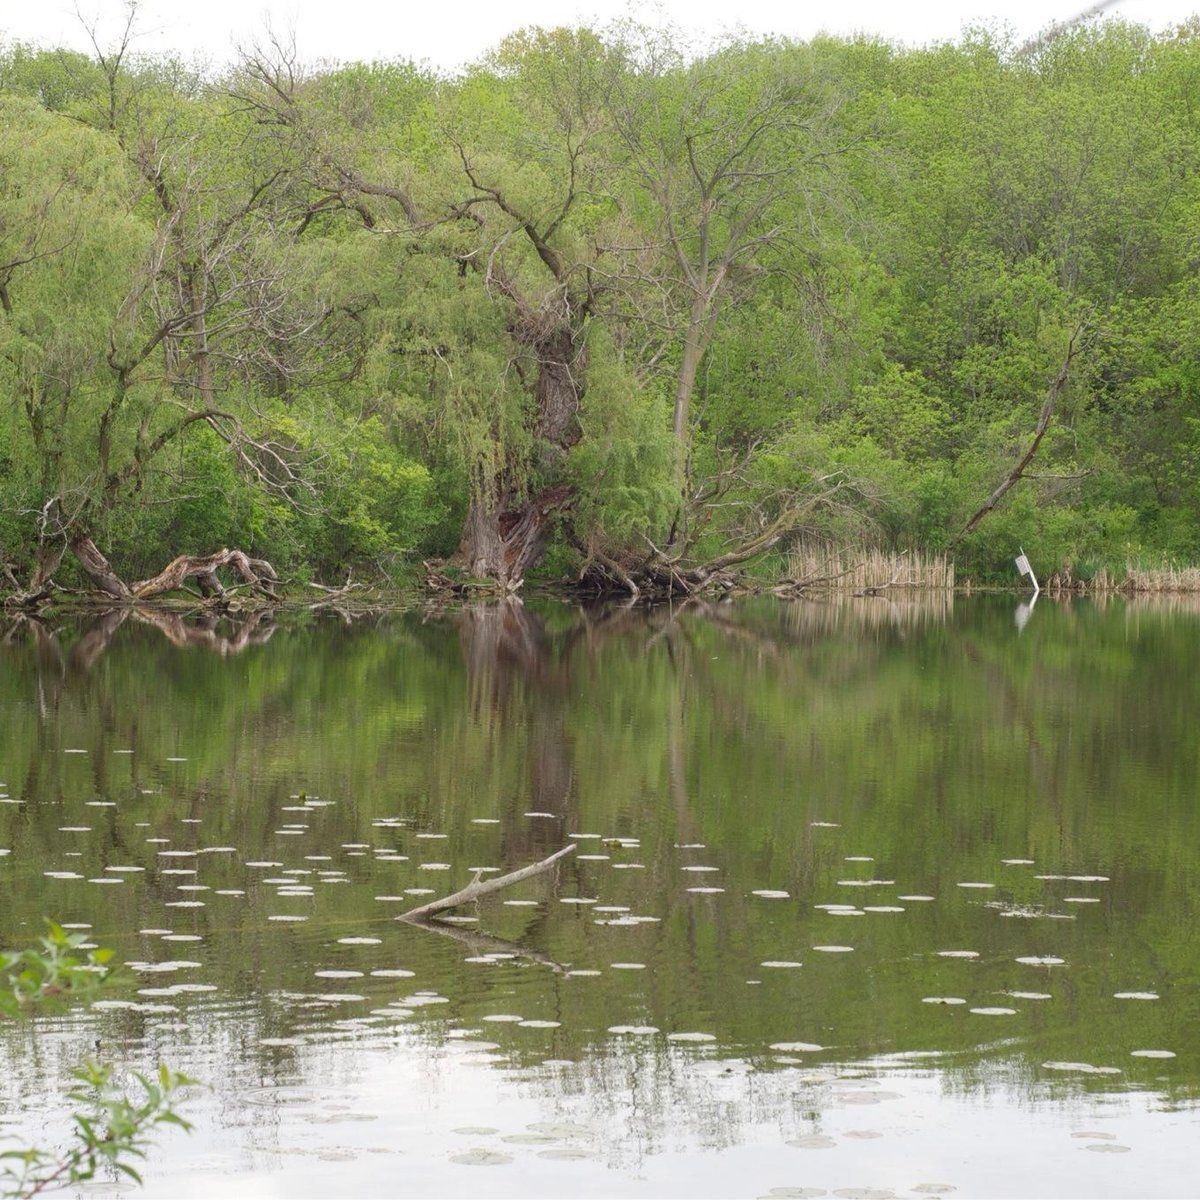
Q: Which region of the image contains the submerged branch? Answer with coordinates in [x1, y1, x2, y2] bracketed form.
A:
[399, 919, 568, 973]
[395, 844, 577, 922]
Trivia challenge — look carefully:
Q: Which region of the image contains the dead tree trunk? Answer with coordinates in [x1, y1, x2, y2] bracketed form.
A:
[2, 535, 281, 607]
[5, 541, 67, 610]
[130, 548, 279, 600]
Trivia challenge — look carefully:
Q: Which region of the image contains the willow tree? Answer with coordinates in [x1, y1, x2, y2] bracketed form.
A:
[431, 29, 630, 587]
[0, 45, 308, 606]
[0, 94, 143, 600]
[566, 32, 861, 591]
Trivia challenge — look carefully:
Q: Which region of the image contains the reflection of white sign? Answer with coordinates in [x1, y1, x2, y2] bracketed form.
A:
[1015, 592, 1038, 633]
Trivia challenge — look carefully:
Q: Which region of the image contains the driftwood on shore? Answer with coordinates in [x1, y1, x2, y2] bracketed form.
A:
[396, 843, 576, 922]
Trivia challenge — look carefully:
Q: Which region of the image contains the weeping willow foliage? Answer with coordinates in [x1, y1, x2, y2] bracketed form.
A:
[4, 19, 1200, 587]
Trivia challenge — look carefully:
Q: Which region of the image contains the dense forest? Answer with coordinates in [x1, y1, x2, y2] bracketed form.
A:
[2, 16, 1200, 600]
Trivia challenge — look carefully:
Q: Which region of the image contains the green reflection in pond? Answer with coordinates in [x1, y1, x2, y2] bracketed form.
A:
[0, 595, 1198, 1191]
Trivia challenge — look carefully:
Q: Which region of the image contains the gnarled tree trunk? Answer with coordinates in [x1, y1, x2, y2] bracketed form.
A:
[454, 317, 585, 589]
[3, 534, 281, 608]
[457, 485, 573, 590]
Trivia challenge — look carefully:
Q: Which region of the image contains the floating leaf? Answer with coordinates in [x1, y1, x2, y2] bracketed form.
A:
[785, 1134, 836, 1149]
[449, 1149, 512, 1166]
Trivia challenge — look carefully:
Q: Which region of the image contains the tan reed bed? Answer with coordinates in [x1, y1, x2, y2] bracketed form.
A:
[1047, 561, 1200, 593]
[786, 542, 955, 591]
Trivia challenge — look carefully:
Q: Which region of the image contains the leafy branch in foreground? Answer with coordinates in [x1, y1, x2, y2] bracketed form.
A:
[0, 923, 118, 1017]
[0, 924, 195, 1200]
[0, 1063, 194, 1199]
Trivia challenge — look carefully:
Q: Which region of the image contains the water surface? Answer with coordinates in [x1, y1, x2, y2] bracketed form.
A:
[1, 595, 1197, 1197]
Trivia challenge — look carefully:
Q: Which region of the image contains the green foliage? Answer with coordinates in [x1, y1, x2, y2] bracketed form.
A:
[565, 330, 676, 552]
[0, 1061, 193, 1199]
[0, 924, 194, 1200]
[0, 923, 116, 1018]
[4, 20, 1200, 591]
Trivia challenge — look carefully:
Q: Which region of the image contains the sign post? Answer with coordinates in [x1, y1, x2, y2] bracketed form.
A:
[1015, 547, 1040, 595]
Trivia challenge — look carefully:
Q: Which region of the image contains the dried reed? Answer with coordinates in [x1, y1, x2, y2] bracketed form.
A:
[786, 542, 955, 591]
[1048, 561, 1200, 593]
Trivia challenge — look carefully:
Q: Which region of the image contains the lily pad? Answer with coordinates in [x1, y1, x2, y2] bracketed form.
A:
[785, 1134, 836, 1150]
[449, 1149, 512, 1166]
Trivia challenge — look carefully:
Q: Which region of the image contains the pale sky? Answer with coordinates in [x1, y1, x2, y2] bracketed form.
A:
[1, 0, 1196, 72]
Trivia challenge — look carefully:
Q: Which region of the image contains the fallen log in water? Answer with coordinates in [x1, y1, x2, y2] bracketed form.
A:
[395, 844, 577, 922]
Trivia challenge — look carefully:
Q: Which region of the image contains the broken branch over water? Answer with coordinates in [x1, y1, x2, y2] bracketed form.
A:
[396, 844, 577, 922]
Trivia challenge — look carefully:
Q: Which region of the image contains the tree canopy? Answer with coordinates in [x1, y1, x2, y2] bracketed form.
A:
[3, 17, 1200, 598]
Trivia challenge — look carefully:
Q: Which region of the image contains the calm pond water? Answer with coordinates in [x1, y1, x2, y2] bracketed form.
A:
[0, 594, 1197, 1198]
